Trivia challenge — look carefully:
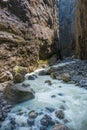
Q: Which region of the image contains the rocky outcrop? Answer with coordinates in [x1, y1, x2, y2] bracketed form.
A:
[0, 0, 59, 74]
[59, 0, 77, 56]
[76, 0, 87, 59]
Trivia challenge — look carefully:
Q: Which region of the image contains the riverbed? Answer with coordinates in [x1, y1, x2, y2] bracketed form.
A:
[1, 61, 87, 130]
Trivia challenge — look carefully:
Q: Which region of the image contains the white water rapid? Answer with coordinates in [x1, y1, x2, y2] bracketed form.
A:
[1, 61, 87, 130]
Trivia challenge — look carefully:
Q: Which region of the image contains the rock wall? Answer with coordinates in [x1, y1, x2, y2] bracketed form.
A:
[0, 0, 59, 73]
[59, 0, 77, 56]
[76, 0, 87, 59]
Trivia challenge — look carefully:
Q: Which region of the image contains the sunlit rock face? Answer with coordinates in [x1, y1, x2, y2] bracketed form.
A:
[0, 0, 59, 72]
[76, 0, 87, 59]
[59, 0, 77, 56]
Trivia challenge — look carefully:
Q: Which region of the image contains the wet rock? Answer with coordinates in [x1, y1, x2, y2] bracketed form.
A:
[47, 67, 57, 75]
[10, 118, 16, 126]
[62, 73, 71, 82]
[55, 110, 65, 119]
[72, 75, 82, 83]
[50, 72, 60, 80]
[0, 114, 3, 121]
[17, 109, 24, 115]
[22, 83, 30, 88]
[63, 119, 69, 123]
[28, 110, 38, 119]
[59, 105, 65, 110]
[39, 70, 49, 76]
[45, 80, 52, 86]
[58, 93, 64, 96]
[40, 126, 47, 130]
[5, 84, 35, 103]
[62, 100, 66, 103]
[52, 124, 70, 130]
[79, 79, 87, 88]
[27, 118, 35, 126]
[40, 114, 55, 127]
[45, 107, 55, 113]
[51, 95, 56, 98]
[28, 75, 37, 80]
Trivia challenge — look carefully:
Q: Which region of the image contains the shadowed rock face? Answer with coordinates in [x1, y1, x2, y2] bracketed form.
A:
[0, 0, 59, 72]
[76, 0, 87, 59]
[59, 0, 77, 57]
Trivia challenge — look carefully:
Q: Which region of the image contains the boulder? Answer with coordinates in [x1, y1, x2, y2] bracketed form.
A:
[79, 79, 87, 88]
[55, 110, 65, 119]
[40, 114, 55, 127]
[45, 80, 52, 86]
[53, 124, 70, 130]
[5, 84, 35, 103]
[13, 73, 24, 83]
[62, 73, 71, 82]
[28, 110, 38, 119]
[13, 66, 27, 83]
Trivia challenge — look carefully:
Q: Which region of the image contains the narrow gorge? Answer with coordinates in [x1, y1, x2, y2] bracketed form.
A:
[0, 0, 87, 130]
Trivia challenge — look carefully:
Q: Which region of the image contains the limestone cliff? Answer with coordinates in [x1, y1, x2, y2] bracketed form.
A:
[76, 0, 87, 59]
[0, 0, 59, 72]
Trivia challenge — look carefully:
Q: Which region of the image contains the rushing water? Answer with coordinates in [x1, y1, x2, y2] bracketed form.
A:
[1, 61, 87, 130]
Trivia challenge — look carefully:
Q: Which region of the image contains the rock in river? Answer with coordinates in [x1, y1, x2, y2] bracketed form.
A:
[5, 83, 35, 103]
[62, 73, 71, 82]
[55, 110, 65, 119]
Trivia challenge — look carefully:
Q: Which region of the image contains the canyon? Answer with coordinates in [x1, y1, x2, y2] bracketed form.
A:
[0, 0, 87, 130]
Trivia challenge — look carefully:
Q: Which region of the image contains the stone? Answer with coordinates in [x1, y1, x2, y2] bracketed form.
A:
[13, 66, 27, 75]
[55, 110, 65, 119]
[28, 110, 38, 119]
[50, 72, 60, 79]
[51, 95, 56, 98]
[52, 124, 70, 130]
[45, 80, 52, 86]
[45, 107, 55, 113]
[40, 115, 55, 127]
[22, 83, 30, 88]
[40, 126, 47, 130]
[79, 79, 87, 88]
[5, 84, 35, 103]
[58, 93, 64, 96]
[47, 67, 57, 75]
[28, 75, 37, 80]
[39, 70, 49, 76]
[0, 71, 13, 83]
[62, 73, 71, 82]
[13, 73, 25, 83]
[27, 119, 35, 126]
